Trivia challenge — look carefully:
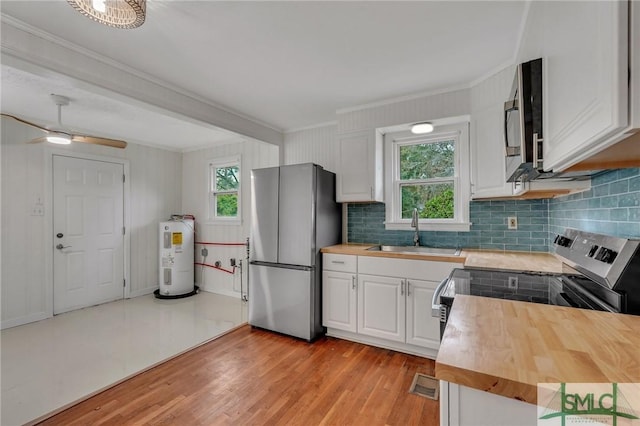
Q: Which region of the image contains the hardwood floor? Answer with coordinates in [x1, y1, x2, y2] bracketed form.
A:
[38, 325, 439, 425]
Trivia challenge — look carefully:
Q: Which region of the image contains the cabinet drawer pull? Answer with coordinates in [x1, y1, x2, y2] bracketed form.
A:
[331, 260, 345, 264]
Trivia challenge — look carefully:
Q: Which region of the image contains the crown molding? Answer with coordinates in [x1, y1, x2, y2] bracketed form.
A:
[284, 121, 338, 134]
[335, 83, 470, 116]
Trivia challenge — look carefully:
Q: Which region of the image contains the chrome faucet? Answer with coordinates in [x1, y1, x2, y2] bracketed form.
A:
[411, 208, 420, 246]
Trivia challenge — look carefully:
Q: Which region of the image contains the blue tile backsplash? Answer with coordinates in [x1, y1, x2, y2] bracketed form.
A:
[548, 168, 640, 242]
[348, 199, 550, 252]
[347, 168, 640, 252]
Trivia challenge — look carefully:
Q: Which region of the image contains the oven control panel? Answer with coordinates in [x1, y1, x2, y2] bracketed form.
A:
[594, 247, 618, 264]
[553, 235, 574, 247]
[553, 233, 618, 264]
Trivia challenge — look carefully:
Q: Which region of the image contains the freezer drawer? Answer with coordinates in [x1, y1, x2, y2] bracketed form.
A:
[249, 263, 317, 341]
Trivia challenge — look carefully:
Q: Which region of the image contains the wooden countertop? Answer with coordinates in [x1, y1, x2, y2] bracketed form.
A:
[435, 295, 640, 405]
[321, 243, 466, 263]
[321, 244, 567, 272]
[462, 249, 569, 274]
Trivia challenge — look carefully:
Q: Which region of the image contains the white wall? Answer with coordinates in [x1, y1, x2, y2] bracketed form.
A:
[336, 88, 470, 133]
[283, 89, 471, 172]
[1, 117, 182, 328]
[181, 140, 278, 297]
[284, 124, 338, 172]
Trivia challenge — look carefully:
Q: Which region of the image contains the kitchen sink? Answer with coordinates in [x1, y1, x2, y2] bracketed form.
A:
[366, 245, 461, 256]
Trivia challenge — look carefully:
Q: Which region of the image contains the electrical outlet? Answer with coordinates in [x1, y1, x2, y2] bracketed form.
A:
[508, 276, 518, 289]
[507, 216, 518, 230]
[31, 204, 44, 216]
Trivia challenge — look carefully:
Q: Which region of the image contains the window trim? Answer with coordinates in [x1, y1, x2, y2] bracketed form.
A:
[384, 122, 470, 232]
[207, 155, 242, 225]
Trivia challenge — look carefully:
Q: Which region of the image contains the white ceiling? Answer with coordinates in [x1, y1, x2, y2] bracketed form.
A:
[0, 1, 526, 150]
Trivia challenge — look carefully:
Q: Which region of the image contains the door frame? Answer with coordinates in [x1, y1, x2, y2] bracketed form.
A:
[44, 148, 131, 317]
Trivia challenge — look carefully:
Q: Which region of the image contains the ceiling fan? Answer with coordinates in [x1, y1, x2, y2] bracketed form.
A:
[1, 94, 127, 149]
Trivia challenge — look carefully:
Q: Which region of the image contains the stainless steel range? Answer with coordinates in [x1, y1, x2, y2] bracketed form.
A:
[432, 228, 640, 339]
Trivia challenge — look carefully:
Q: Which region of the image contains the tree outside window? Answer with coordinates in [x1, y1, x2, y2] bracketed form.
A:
[398, 140, 455, 220]
[209, 157, 240, 222]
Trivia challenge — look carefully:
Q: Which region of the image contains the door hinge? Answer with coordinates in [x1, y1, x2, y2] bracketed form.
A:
[123, 174, 126, 183]
[123, 279, 126, 288]
[123, 227, 126, 235]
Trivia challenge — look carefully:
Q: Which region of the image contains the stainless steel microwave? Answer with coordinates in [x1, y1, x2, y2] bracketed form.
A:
[504, 58, 543, 182]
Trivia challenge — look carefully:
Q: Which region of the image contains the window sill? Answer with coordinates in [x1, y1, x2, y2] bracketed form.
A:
[384, 222, 471, 232]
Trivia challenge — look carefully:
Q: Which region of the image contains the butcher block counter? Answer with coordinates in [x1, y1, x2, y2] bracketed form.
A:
[321, 244, 566, 272]
[435, 295, 640, 405]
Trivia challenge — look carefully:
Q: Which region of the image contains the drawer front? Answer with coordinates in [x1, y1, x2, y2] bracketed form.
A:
[323, 254, 357, 273]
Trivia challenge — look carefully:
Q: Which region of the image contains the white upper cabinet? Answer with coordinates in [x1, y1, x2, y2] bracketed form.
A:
[519, 0, 630, 172]
[470, 66, 519, 199]
[336, 129, 384, 202]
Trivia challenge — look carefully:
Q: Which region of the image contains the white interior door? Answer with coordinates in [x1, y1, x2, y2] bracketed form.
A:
[53, 155, 124, 314]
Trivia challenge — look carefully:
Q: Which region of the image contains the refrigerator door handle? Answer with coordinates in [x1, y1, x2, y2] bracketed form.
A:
[249, 260, 313, 272]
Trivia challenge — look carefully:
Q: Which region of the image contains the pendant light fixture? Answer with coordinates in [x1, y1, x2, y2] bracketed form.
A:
[67, 0, 146, 29]
[411, 122, 434, 134]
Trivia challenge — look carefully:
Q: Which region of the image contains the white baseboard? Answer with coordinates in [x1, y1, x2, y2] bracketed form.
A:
[198, 283, 241, 299]
[127, 287, 157, 298]
[326, 328, 439, 359]
[1, 311, 51, 330]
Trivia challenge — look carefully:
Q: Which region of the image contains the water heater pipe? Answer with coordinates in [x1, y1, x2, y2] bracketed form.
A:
[194, 262, 236, 275]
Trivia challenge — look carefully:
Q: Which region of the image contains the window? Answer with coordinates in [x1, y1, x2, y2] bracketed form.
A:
[209, 155, 241, 223]
[384, 122, 470, 231]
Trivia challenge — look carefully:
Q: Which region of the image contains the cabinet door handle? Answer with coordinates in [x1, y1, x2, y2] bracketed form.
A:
[352, 275, 356, 290]
[370, 186, 374, 200]
[407, 280, 411, 296]
[400, 279, 405, 296]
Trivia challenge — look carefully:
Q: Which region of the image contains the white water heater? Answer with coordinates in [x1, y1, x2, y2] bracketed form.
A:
[159, 219, 194, 296]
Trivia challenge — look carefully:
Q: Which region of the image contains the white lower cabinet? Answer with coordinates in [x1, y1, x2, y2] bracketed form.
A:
[440, 381, 537, 426]
[322, 270, 357, 333]
[406, 279, 440, 348]
[357, 274, 405, 342]
[323, 253, 456, 358]
[357, 274, 441, 350]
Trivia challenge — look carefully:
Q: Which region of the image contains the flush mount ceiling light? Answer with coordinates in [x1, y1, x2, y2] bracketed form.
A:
[67, 0, 146, 29]
[411, 122, 434, 134]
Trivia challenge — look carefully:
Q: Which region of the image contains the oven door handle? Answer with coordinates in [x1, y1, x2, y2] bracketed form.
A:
[431, 277, 449, 318]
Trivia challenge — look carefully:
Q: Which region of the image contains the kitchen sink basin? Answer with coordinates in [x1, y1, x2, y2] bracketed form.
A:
[366, 245, 461, 256]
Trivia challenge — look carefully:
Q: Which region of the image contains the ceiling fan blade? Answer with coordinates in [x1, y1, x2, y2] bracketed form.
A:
[72, 135, 127, 149]
[27, 137, 49, 144]
[1, 113, 49, 132]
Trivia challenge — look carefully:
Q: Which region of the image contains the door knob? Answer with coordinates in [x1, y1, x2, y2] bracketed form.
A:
[56, 244, 71, 250]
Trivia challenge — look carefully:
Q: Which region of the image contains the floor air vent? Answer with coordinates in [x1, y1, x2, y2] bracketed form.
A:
[409, 373, 439, 400]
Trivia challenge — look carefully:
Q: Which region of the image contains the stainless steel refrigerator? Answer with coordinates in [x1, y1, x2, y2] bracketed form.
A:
[249, 163, 341, 341]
